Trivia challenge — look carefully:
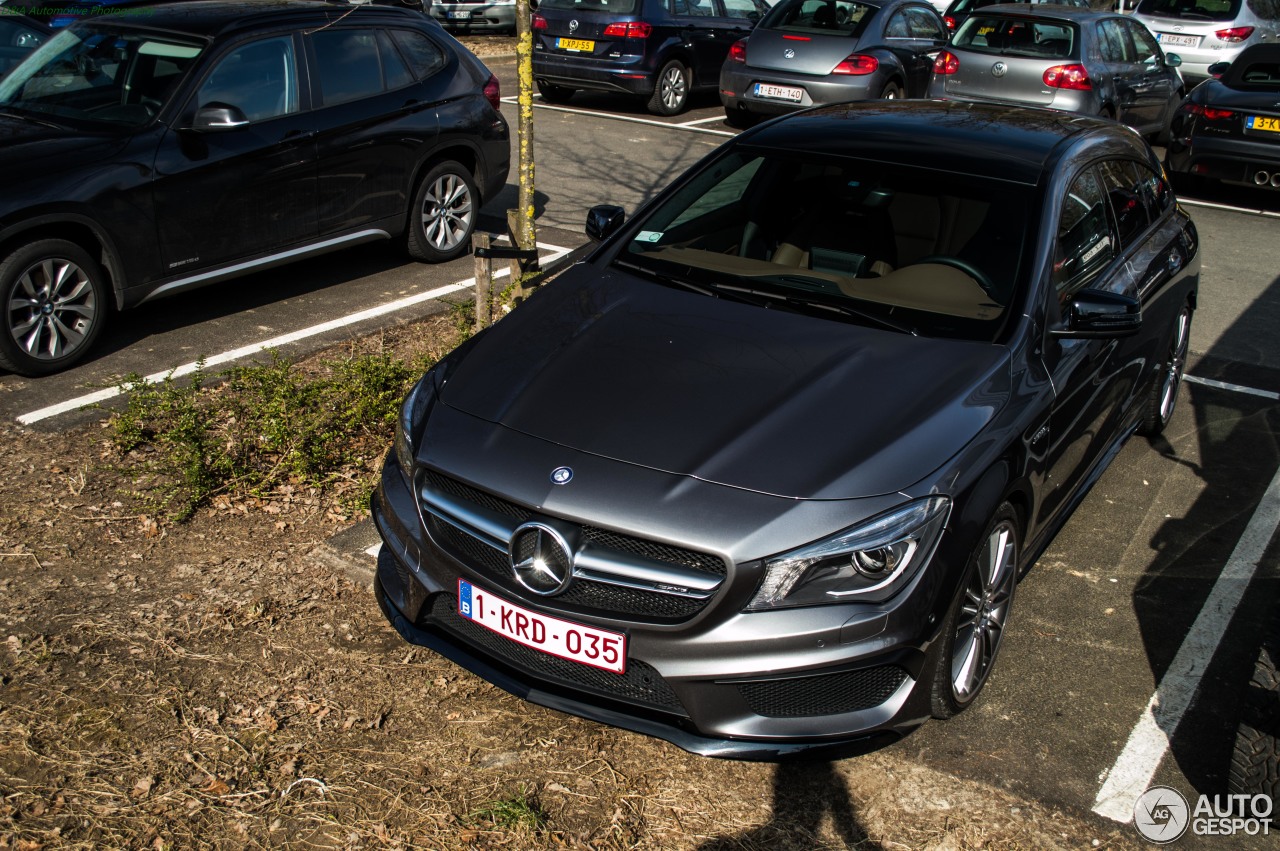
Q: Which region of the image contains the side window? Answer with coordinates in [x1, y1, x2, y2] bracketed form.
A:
[1096, 159, 1153, 248]
[723, 0, 761, 19]
[312, 29, 385, 106]
[1096, 19, 1131, 62]
[673, 0, 715, 15]
[885, 10, 911, 37]
[905, 6, 946, 39]
[196, 36, 299, 123]
[1054, 166, 1115, 295]
[376, 30, 414, 90]
[390, 29, 447, 79]
[1124, 19, 1159, 64]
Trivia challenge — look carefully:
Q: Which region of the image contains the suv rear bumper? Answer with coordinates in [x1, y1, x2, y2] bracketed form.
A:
[533, 53, 656, 95]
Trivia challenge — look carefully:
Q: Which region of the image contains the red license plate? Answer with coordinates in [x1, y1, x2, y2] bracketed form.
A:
[458, 580, 626, 674]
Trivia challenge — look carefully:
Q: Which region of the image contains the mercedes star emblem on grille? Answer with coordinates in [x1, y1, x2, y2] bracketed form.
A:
[550, 466, 573, 485]
[509, 522, 574, 595]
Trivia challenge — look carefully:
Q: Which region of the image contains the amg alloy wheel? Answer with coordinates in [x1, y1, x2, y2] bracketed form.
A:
[1139, 303, 1191, 437]
[0, 239, 107, 376]
[407, 161, 478, 263]
[932, 502, 1020, 717]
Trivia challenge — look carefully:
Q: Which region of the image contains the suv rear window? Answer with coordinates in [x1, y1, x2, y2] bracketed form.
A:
[1136, 0, 1242, 20]
[953, 16, 1077, 58]
[538, 0, 643, 12]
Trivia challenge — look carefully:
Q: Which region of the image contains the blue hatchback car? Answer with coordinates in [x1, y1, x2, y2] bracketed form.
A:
[532, 0, 771, 115]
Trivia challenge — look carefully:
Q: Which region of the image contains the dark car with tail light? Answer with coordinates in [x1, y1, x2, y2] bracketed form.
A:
[1165, 43, 1280, 190]
[927, 4, 1185, 139]
[532, 0, 772, 115]
[372, 99, 1200, 759]
[718, 0, 947, 127]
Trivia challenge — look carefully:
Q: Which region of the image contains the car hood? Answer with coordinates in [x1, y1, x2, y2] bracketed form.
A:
[0, 112, 128, 172]
[440, 265, 1011, 500]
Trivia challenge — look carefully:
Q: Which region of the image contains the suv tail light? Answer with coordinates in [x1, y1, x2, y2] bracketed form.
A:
[933, 50, 959, 75]
[1214, 26, 1253, 42]
[832, 54, 878, 75]
[944, 14, 956, 29]
[1043, 63, 1091, 90]
[532, 13, 547, 29]
[603, 21, 653, 38]
[483, 73, 501, 110]
[728, 38, 748, 63]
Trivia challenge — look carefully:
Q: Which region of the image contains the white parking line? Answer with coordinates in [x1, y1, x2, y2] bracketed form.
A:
[1093, 464, 1280, 823]
[1184, 374, 1279, 401]
[16, 242, 573, 426]
[678, 115, 731, 128]
[501, 96, 735, 137]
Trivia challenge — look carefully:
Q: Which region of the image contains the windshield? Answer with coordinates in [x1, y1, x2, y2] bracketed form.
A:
[618, 150, 1031, 342]
[0, 25, 203, 127]
[1136, 0, 1241, 20]
[758, 0, 880, 37]
[953, 16, 1077, 58]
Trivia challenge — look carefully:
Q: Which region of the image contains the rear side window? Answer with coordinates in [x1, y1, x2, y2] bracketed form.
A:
[1246, 0, 1280, 20]
[1095, 18, 1131, 62]
[904, 6, 946, 38]
[723, 0, 764, 19]
[1135, 0, 1242, 20]
[673, 0, 716, 15]
[758, 0, 878, 37]
[539, 0, 642, 11]
[390, 29, 447, 79]
[953, 16, 1076, 58]
[1054, 167, 1114, 295]
[312, 29, 395, 106]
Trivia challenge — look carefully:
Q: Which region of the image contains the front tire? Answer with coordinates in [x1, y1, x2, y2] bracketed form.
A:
[648, 59, 690, 116]
[930, 502, 1020, 718]
[406, 161, 478, 263]
[1138, 302, 1191, 437]
[0, 239, 107, 376]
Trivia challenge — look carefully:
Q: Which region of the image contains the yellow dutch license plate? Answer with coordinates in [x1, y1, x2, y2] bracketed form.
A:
[557, 37, 594, 52]
[1248, 115, 1280, 133]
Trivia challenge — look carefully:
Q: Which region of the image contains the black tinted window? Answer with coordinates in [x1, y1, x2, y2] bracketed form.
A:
[905, 6, 945, 38]
[1096, 160, 1152, 249]
[723, 0, 763, 18]
[390, 29, 446, 79]
[376, 30, 414, 89]
[1055, 167, 1114, 294]
[1136, 0, 1241, 20]
[312, 29, 386, 106]
[759, 0, 878, 37]
[198, 36, 300, 122]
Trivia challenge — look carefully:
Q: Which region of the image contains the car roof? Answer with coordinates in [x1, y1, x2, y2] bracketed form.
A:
[66, 0, 421, 38]
[740, 100, 1126, 186]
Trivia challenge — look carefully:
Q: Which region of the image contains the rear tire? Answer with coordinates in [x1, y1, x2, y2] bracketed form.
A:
[0, 239, 107, 376]
[880, 81, 904, 100]
[1138, 302, 1191, 437]
[647, 59, 690, 115]
[930, 502, 1020, 719]
[406, 161, 478, 263]
[537, 81, 574, 104]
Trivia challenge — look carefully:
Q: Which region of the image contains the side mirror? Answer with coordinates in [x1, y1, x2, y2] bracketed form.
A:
[191, 103, 249, 131]
[1207, 60, 1230, 78]
[1053, 289, 1142, 338]
[586, 204, 626, 242]
[1165, 52, 1182, 68]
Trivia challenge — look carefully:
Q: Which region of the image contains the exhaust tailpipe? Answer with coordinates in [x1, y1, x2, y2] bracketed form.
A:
[1254, 170, 1271, 185]
[1272, 173, 1280, 188]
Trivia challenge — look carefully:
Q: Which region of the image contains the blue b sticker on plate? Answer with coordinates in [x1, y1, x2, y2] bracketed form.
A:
[459, 581, 473, 618]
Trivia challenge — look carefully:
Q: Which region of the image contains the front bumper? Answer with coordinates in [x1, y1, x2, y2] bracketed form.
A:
[370, 448, 950, 758]
[432, 3, 516, 32]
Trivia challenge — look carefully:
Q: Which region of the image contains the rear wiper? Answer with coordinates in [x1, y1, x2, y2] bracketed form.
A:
[722, 279, 918, 336]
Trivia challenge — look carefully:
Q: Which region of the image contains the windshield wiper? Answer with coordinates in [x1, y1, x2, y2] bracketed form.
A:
[614, 260, 775, 308]
[0, 106, 64, 129]
[721, 278, 919, 336]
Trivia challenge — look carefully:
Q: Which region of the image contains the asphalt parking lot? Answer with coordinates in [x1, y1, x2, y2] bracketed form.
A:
[4, 58, 1280, 845]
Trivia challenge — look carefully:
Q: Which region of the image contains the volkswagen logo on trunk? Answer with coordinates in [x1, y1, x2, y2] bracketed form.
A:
[509, 522, 574, 595]
[784, 48, 796, 59]
[569, 18, 579, 33]
[991, 62, 1008, 77]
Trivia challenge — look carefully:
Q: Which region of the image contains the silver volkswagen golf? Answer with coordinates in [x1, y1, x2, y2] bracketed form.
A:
[927, 4, 1186, 138]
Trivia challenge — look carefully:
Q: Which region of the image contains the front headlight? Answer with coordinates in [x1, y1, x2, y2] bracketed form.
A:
[393, 368, 441, 482]
[746, 496, 951, 611]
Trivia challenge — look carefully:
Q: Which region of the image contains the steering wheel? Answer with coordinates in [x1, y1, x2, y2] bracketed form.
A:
[916, 255, 998, 300]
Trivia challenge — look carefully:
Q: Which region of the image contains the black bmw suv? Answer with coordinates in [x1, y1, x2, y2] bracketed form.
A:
[532, 0, 770, 115]
[0, 0, 508, 376]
